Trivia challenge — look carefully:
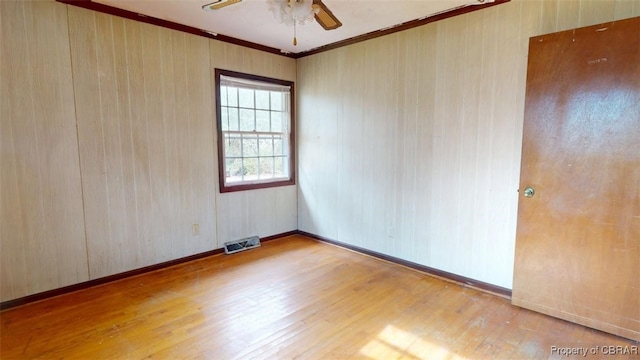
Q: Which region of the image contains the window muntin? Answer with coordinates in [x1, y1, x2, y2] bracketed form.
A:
[215, 69, 295, 192]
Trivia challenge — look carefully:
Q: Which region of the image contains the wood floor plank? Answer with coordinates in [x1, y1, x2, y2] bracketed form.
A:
[1, 235, 637, 359]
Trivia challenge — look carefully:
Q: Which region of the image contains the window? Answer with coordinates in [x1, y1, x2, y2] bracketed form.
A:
[215, 69, 295, 192]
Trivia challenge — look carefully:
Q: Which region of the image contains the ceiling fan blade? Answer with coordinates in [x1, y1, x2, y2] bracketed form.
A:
[312, 0, 342, 30]
[202, 0, 241, 11]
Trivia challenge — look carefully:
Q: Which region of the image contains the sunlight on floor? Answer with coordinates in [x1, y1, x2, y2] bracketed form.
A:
[360, 325, 468, 360]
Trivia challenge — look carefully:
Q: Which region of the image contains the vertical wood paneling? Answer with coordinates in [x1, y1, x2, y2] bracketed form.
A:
[297, 48, 339, 241]
[556, 0, 582, 31]
[411, 25, 439, 264]
[579, 0, 617, 26]
[484, 0, 529, 283]
[333, 45, 362, 244]
[0, 0, 88, 301]
[187, 35, 219, 259]
[431, 14, 468, 273]
[1, 2, 296, 302]
[614, 0, 640, 19]
[68, 7, 217, 279]
[210, 41, 298, 245]
[296, 0, 640, 289]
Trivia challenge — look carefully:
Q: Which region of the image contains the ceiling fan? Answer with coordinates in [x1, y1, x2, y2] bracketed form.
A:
[202, 0, 342, 31]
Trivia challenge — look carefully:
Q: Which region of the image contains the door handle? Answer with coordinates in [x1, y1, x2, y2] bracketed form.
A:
[523, 187, 535, 198]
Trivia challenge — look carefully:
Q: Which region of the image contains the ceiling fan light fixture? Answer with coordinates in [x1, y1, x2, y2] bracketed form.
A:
[202, 0, 242, 12]
[267, 0, 323, 46]
[267, 0, 318, 26]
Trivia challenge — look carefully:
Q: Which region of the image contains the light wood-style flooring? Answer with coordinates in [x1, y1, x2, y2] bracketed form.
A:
[1, 235, 637, 359]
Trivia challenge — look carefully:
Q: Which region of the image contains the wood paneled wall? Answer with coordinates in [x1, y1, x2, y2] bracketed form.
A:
[0, 1, 297, 302]
[296, 0, 640, 289]
[1, 0, 89, 301]
[68, 7, 217, 279]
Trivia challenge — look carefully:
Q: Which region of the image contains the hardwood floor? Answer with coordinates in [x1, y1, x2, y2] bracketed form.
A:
[1, 235, 637, 359]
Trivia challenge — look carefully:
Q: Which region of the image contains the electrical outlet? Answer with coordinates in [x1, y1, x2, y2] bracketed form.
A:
[192, 224, 200, 236]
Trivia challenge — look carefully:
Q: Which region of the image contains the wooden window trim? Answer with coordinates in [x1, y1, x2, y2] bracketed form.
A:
[215, 69, 296, 193]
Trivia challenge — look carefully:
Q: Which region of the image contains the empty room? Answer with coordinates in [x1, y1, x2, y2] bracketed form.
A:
[1, 0, 638, 358]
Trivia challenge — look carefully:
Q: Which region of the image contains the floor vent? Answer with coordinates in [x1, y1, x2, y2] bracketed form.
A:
[224, 236, 261, 254]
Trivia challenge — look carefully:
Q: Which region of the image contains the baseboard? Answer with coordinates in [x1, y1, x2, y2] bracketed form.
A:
[0, 231, 297, 311]
[1, 230, 510, 310]
[297, 230, 512, 299]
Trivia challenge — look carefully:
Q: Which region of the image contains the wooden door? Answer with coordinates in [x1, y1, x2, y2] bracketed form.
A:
[513, 17, 640, 341]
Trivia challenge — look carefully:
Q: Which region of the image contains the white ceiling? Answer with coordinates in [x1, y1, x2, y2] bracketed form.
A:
[94, 0, 494, 54]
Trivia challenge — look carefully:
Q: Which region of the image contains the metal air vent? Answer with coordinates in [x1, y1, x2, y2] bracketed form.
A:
[224, 236, 261, 254]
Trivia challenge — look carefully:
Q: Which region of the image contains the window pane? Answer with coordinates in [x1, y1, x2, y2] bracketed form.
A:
[271, 92, 283, 111]
[260, 157, 274, 178]
[224, 135, 242, 157]
[238, 88, 254, 108]
[274, 156, 286, 177]
[226, 158, 243, 182]
[220, 86, 228, 106]
[256, 110, 270, 132]
[221, 107, 229, 131]
[271, 111, 282, 132]
[239, 109, 255, 131]
[227, 87, 238, 107]
[242, 135, 258, 157]
[228, 108, 239, 131]
[243, 157, 259, 180]
[259, 137, 273, 156]
[273, 137, 283, 155]
[255, 90, 270, 110]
